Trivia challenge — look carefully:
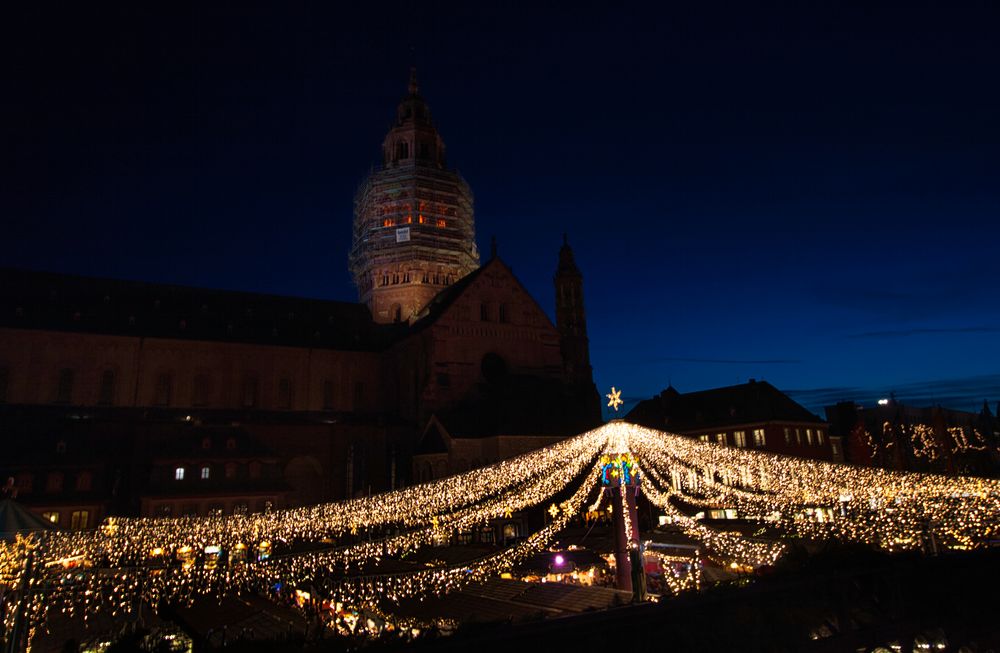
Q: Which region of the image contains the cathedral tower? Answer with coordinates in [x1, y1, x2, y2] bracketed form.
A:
[554, 235, 592, 381]
[349, 70, 479, 323]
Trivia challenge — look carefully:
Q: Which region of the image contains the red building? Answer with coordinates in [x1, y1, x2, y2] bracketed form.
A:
[0, 72, 600, 523]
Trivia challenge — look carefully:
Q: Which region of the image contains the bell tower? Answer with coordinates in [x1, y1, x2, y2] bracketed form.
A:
[554, 234, 592, 381]
[349, 69, 480, 323]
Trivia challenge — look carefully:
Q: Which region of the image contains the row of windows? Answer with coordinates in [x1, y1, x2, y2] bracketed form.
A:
[699, 429, 767, 448]
[784, 427, 825, 447]
[15, 470, 92, 494]
[382, 216, 447, 228]
[698, 427, 826, 448]
[174, 461, 263, 481]
[379, 271, 452, 287]
[3, 366, 357, 410]
[40, 509, 90, 530]
[480, 303, 509, 323]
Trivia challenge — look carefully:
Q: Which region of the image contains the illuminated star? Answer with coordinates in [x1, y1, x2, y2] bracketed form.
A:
[548, 504, 560, 518]
[606, 387, 623, 412]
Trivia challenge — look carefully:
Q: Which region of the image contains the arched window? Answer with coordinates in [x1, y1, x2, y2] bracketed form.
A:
[45, 472, 64, 493]
[98, 370, 115, 405]
[55, 368, 74, 404]
[154, 372, 172, 406]
[0, 366, 10, 403]
[192, 373, 211, 407]
[75, 471, 92, 492]
[277, 378, 293, 409]
[241, 375, 258, 408]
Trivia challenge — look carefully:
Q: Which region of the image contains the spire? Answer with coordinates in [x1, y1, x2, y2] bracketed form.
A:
[408, 66, 419, 96]
[557, 233, 581, 277]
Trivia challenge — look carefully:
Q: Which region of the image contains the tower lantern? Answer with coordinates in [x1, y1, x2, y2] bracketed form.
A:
[349, 69, 479, 323]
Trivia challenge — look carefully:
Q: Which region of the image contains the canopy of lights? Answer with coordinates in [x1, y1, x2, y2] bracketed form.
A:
[4, 421, 1000, 643]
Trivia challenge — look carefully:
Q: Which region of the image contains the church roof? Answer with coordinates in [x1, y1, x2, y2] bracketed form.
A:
[626, 380, 825, 432]
[0, 267, 400, 351]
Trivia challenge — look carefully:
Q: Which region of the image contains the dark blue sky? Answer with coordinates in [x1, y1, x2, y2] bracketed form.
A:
[4, 1, 999, 415]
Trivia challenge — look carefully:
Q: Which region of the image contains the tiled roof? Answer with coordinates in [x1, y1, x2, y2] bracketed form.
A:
[627, 380, 824, 432]
[0, 267, 401, 351]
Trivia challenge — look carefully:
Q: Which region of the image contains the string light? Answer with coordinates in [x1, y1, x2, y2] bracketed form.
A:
[4, 420, 1000, 647]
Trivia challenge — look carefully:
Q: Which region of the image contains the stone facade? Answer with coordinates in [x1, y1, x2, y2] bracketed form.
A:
[0, 72, 601, 524]
[349, 70, 479, 323]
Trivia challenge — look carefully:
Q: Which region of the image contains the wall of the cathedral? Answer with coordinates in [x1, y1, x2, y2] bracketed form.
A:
[0, 328, 381, 412]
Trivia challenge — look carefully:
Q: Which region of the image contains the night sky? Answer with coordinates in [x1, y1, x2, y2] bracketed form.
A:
[4, 2, 999, 416]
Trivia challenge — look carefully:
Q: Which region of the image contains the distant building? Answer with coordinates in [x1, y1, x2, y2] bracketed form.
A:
[825, 398, 1000, 475]
[626, 380, 837, 462]
[0, 72, 600, 525]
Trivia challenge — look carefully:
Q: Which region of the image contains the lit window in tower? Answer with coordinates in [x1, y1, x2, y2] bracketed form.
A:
[418, 215, 425, 224]
[436, 219, 446, 227]
[383, 218, 394, 227]
[406, 215, 412, 224]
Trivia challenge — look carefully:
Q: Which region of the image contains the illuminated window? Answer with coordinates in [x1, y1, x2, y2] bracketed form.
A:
[200, 466, 210, 480]
[175, 467, 185, 481]
[716, 433, 727, 446]
[806, 429, 814, 445]
[98, 370, 115, 405]
[383, 218, 394, 227]
[831, 441, 839, 457]
[436, 219, 446, 227]
[733, 431, 746, 448]
[753, 429, 766, 447]
[784, 427, 791, 444]
[795, 428, 802, 445]
[817, 429, 825, 445]
[70, 510, 89, 530]
[418, 215, 425, 224]
[42, 511, 59, 524]
[699, 434, 709, 442]
[55, 368, 74, 404]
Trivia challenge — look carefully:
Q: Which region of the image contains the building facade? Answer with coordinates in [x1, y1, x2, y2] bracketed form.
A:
[627, 380, 836, 461]
[0, 72, 600, 524]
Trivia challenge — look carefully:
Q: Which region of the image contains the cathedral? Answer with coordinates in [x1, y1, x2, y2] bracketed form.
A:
[0, 72, 601, 526]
